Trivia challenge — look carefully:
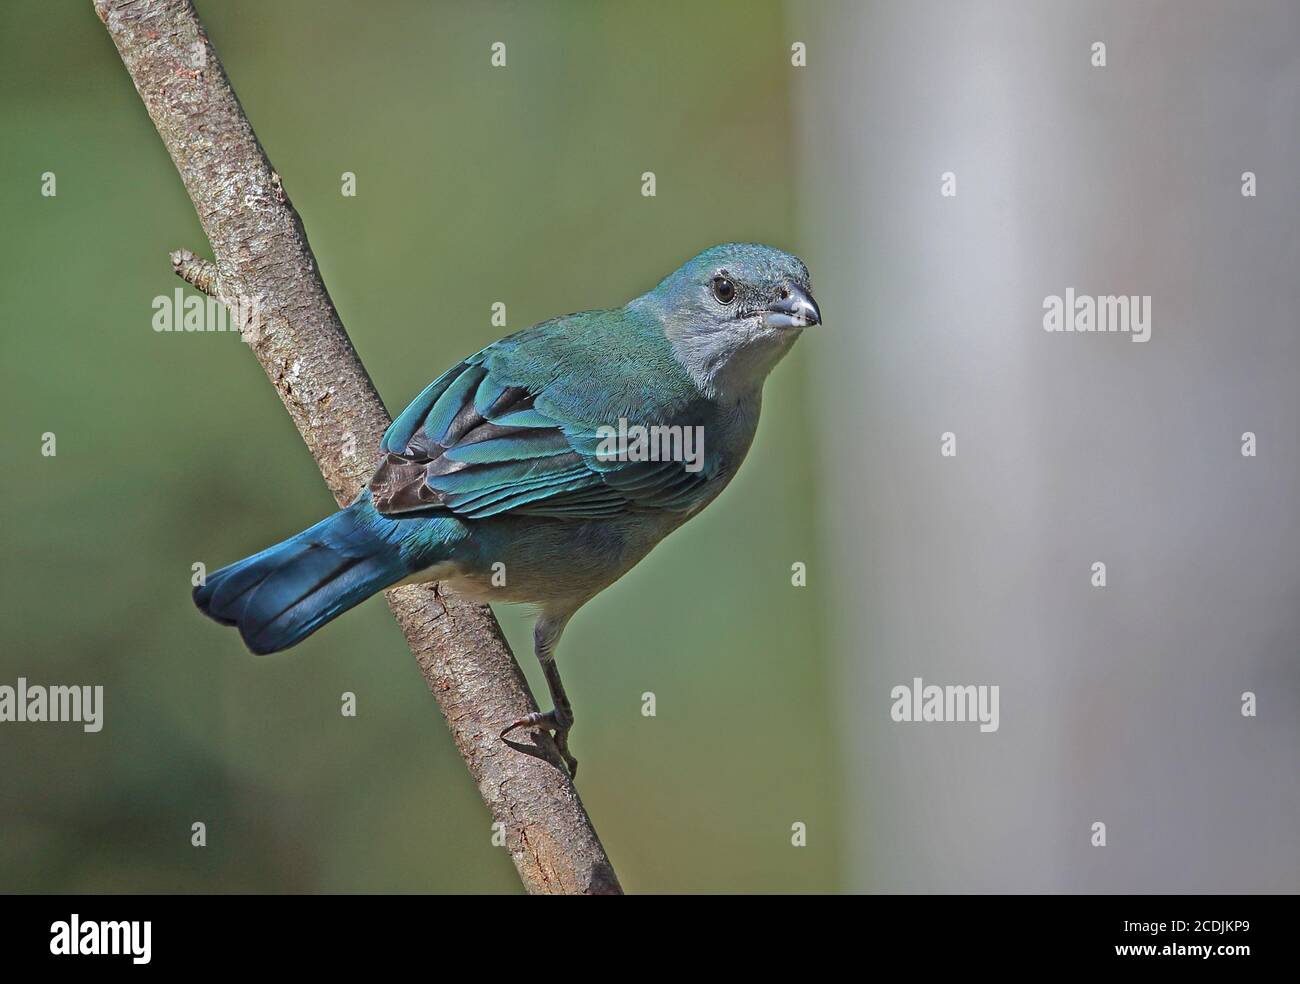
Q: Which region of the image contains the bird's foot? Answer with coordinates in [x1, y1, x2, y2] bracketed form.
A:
[500, 710, 578, 778]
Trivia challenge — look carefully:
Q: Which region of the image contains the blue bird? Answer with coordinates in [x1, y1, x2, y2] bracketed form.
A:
[194, 243, 820, 773]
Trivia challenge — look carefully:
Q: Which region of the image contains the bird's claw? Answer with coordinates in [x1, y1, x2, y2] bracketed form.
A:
[499, 710, 556, 738]
[500, 710, 578, 778]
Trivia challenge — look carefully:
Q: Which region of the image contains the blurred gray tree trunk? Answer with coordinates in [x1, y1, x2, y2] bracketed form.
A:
[798, 0, 1300, 892]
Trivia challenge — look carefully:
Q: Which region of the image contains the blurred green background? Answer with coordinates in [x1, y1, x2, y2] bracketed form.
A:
[0, 1, 837, 892]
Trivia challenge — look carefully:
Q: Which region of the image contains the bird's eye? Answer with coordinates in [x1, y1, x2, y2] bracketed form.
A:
[711, 276, 736, 305]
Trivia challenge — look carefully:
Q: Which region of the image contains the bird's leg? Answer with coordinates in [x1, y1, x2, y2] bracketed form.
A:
[538, 657, 577, 775]
[500, 615, 578, 776]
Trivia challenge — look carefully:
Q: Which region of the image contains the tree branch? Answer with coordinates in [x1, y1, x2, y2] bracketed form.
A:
[95, 0, 620, 895]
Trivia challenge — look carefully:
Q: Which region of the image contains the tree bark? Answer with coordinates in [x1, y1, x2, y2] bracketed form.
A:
[94, 0, 621, 895]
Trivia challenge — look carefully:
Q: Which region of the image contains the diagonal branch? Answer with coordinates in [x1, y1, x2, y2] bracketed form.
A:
[95, 0, 620, 895]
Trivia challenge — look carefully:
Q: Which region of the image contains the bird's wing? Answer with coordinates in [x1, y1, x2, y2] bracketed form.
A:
[370, 331, 713, 521]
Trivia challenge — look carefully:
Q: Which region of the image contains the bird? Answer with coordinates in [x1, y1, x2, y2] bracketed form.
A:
[194, 243, 821, 774]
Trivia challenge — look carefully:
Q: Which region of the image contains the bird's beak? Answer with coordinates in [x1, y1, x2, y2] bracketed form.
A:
[762, 285, 821, 329]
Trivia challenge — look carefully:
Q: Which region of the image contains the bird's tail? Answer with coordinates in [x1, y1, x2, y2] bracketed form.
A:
[193, 495, 416, 654]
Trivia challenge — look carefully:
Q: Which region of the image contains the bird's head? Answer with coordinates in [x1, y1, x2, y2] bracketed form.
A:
[633, 243, 821, 401]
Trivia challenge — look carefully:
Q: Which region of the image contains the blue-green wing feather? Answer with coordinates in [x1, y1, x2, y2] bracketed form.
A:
[381, 362, 472, 454]
[370, 308, 714, 520]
